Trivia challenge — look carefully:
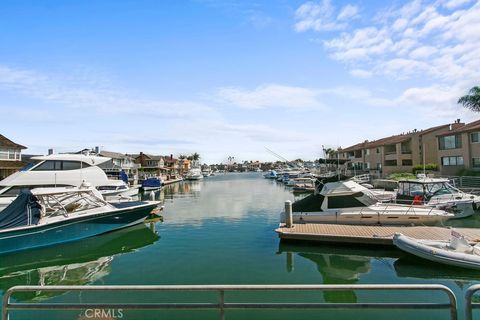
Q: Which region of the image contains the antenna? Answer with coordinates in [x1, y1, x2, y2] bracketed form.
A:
[264, 147, 295, 167]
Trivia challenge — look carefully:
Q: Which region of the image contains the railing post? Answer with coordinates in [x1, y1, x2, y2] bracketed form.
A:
[219, 289, 225, 320]
[285, 200, 293, 228]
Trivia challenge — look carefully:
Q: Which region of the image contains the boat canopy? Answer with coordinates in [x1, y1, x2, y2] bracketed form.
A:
[142, 178, 161, 188]
[0, 190, 41, 230]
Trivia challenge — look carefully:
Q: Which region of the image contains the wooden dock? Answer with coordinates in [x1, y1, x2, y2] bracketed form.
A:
[276, 223, 480, 246]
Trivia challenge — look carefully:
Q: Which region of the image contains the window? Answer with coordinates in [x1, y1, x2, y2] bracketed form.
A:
[439, 135, 462, 150]
[473, 158, 480, 168]
[364, 149, 370, 156]
[441, 156, 464, 166]
[62, 161, 82, 170]
[376, 148, 380, 154]
[402, 159, 413, 166]
[385, 160, 397, 166]
[0, 149, 8, 160]
[33, 160, 86, 171]
[471, 132, 480, 143]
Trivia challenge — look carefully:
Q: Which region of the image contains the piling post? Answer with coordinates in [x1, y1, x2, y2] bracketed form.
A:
[285, 200, 293, 228]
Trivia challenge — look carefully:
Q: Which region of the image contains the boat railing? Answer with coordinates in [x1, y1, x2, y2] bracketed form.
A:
[465, 284, 480, 320]
[2, 284, 458, 320]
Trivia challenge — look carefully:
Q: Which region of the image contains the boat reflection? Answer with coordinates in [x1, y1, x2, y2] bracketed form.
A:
[278, 242, 401, 303]
[394, 257, 480, 287]
[0, 224, 159, 301]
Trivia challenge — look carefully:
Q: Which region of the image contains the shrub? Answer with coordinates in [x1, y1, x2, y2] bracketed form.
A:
[412, 163, 438, 174]
[388, 172, 416, 181]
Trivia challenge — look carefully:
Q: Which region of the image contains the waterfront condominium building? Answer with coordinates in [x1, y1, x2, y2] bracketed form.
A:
[436, 119, 480, 176]
[338, 120, 464, 178]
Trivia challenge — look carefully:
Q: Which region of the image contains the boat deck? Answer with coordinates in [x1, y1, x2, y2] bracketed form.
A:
[275, 223, 480, 246]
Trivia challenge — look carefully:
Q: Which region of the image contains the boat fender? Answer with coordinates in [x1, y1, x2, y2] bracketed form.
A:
[412, 195, 423, 205]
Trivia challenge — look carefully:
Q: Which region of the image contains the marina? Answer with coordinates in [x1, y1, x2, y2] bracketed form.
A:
[1, 172, 480, 319]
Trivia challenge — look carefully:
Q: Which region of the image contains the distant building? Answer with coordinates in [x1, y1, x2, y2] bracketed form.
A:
[0, 134, 27, 180]
[98, 150, 139, 175]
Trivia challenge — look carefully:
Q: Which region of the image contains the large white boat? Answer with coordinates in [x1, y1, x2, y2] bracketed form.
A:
[0, 186, 159, 254]
[0, 154, 138, 211]
[396, 178, 480, 219]
[289, 180, 453, 225]
[185, 168, 204, 180]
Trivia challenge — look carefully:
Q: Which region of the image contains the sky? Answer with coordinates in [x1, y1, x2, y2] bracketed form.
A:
[0, 0, 479, 164]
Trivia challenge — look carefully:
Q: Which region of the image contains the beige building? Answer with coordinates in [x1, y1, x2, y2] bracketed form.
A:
[437, 120, 480, 176]
[339, 120, 464, 177]
[0, 134, 26, 180]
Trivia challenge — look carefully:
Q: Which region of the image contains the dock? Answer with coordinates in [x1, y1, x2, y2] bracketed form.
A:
[162, 178, 183, 185]
[276, 223, 480, 246]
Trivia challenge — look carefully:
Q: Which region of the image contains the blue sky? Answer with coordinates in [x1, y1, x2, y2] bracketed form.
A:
[1, 0, 479, 163]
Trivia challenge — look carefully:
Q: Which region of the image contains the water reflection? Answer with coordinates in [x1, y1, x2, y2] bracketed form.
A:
[158, 174, 293, 225]
[394, 257, 480, 288]
[0, 224, 159, 301]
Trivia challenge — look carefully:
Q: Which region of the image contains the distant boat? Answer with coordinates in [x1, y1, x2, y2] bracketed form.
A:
[185, 168, 204, 180]
[289, 180, 453, 225]
[393, 231, 480, 270]
[141, 177, 162, 191]
[0, 186, 159, 254]
[263, 170, 277, 179]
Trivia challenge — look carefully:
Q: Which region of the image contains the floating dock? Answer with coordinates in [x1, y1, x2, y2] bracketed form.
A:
[275, 223, 480, 246]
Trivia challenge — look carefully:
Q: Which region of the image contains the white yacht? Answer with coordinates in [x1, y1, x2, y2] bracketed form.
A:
[185, 168, 204, 180]
[289, 180, 453, 226]
[0, 154, 138, 211]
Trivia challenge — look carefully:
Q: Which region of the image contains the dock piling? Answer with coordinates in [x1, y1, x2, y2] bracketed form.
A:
[285, 200, 293, 228]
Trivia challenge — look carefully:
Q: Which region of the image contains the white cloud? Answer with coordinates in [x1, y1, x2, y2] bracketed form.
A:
[215, 84, 323, 109]
[443, 0, 472, 9]
[349, 69, 373, 78]
[309, 0, 480, 85]
[0, 65, 219, 120]
[294, 0, 358, 32]
[337, 4, 359, 21]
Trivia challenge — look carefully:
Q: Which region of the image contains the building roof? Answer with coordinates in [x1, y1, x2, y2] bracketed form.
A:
[99, 150, 133, 160]
[437, 120, 480, 136]
[0, 134, 26, 149]
[341, 123, 462, 152]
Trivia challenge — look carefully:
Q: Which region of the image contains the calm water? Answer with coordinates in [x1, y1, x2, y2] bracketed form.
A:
[1, 173, 480, 320]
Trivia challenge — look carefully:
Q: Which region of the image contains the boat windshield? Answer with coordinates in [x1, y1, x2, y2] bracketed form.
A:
[398, 181, 460, 196]
[424, 182, 460, 196]
[36, 190, 107, 217]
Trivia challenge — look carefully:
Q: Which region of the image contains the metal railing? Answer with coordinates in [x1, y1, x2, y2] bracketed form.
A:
[465, 284, 480, 320]
[3, 284, 457, 320]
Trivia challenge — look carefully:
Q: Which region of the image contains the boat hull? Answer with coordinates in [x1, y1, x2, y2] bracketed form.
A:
[292, 206, 452, 226]
[393, 233, 480, 270]
[0, 203, 157, 254]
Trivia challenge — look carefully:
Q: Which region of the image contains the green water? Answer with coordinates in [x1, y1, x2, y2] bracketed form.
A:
[1, 173, 480, 320]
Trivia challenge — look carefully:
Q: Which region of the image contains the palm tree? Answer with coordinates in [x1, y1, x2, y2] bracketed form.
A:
[192, 152, 200, 161]
[458, 86, 480, 112]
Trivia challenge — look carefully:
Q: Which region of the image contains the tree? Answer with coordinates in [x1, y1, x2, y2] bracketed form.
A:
[458, 86, 480, 112]
[178, 154, 187, 160]
[191, 152, 200, 161]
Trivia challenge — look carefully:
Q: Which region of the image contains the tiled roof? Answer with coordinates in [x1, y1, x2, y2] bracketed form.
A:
[341, 123, 461, 152]
[437, 120, 480, 136]
[0, 134, 26, 149]
[99, 150, 133, 160]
